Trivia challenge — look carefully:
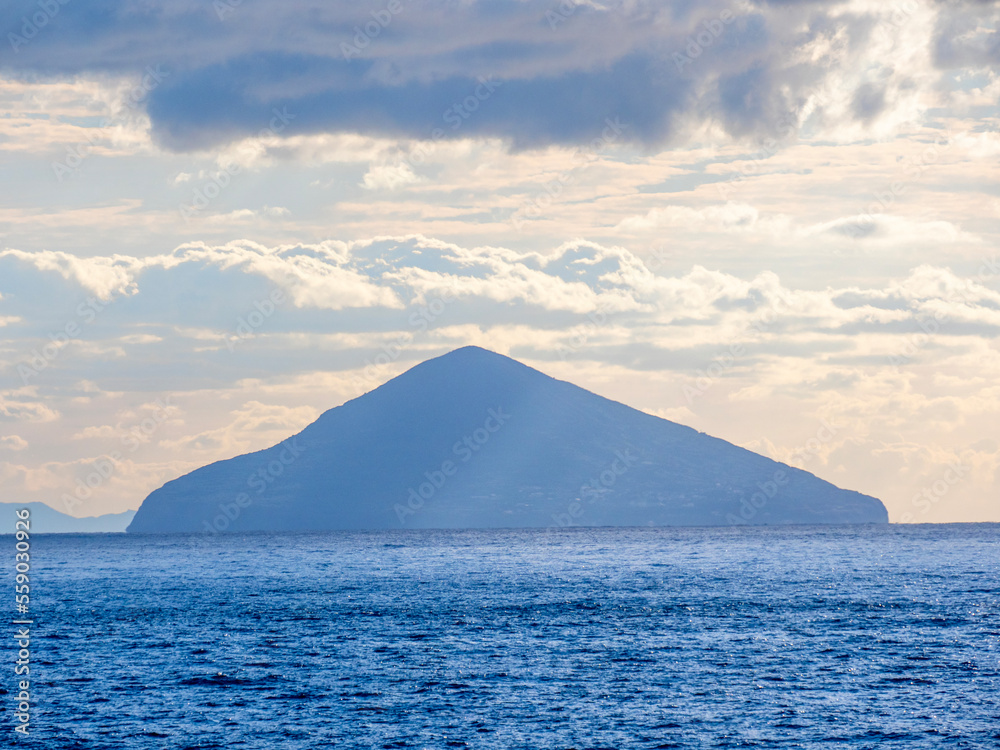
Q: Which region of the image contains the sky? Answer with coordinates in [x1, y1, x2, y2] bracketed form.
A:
[0, 0, 997, 524]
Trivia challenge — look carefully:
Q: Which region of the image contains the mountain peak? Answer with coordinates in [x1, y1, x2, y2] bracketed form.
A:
[442, 345, 499, 357]
[412, 345, 526, 373]
[416, 345, 523, 375]
[128, 349, 887, 533]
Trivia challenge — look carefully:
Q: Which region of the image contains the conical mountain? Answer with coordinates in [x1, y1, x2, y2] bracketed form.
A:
[126, 346, 887, 533]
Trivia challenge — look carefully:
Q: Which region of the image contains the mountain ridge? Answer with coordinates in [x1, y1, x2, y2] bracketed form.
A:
[2, 502, 135, 534]
[127, 346, 887, 533]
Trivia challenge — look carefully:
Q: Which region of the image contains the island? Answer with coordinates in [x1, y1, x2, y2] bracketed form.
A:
[127, 346, 888, 533]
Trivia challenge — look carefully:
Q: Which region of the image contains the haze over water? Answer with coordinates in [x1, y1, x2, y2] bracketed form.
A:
[22, 523, 1000, 749]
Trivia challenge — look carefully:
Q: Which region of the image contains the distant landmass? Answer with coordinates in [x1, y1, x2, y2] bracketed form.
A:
[2, 502, 135, 533]
[128, 347, 887, 533]
[128, 347, 888, 533]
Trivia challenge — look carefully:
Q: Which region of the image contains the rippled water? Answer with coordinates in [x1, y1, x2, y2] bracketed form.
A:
[9, 524, 1000, 748]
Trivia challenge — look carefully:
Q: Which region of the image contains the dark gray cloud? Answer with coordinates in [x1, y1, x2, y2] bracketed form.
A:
[142, 51, 690, 151]
[852, 82, 887, 123]
[1, 0, 993, 152]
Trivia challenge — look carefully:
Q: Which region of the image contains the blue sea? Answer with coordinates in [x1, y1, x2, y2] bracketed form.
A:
[9, 524, 1000, 748]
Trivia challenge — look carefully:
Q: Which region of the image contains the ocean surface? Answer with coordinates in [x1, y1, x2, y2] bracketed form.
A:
[8, 524, 1000, 749]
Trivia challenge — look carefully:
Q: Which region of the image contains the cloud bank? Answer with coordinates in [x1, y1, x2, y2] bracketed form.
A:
[3, 0, 997, 151]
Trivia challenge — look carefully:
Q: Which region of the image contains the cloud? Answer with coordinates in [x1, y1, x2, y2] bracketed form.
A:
[71, 425, 119, 440]
[0, 390, 59, 423]
[0, 249, 140, 300]
[361, 163, 420, 190]
[157, 400, 319, 460]
[807, 213, 978, 246]
[0, 435, 28, 451]
[1, 241, 403, 311]
[932, 0, 1000, 68]
[617, 201, 769, 232]
[0, 453, 191, 514]
[3, 236, 998, 382]
[3, 1, 993, 152]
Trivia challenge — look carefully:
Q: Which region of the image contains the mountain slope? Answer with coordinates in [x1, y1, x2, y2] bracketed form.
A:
[127, 346, 887, 533]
